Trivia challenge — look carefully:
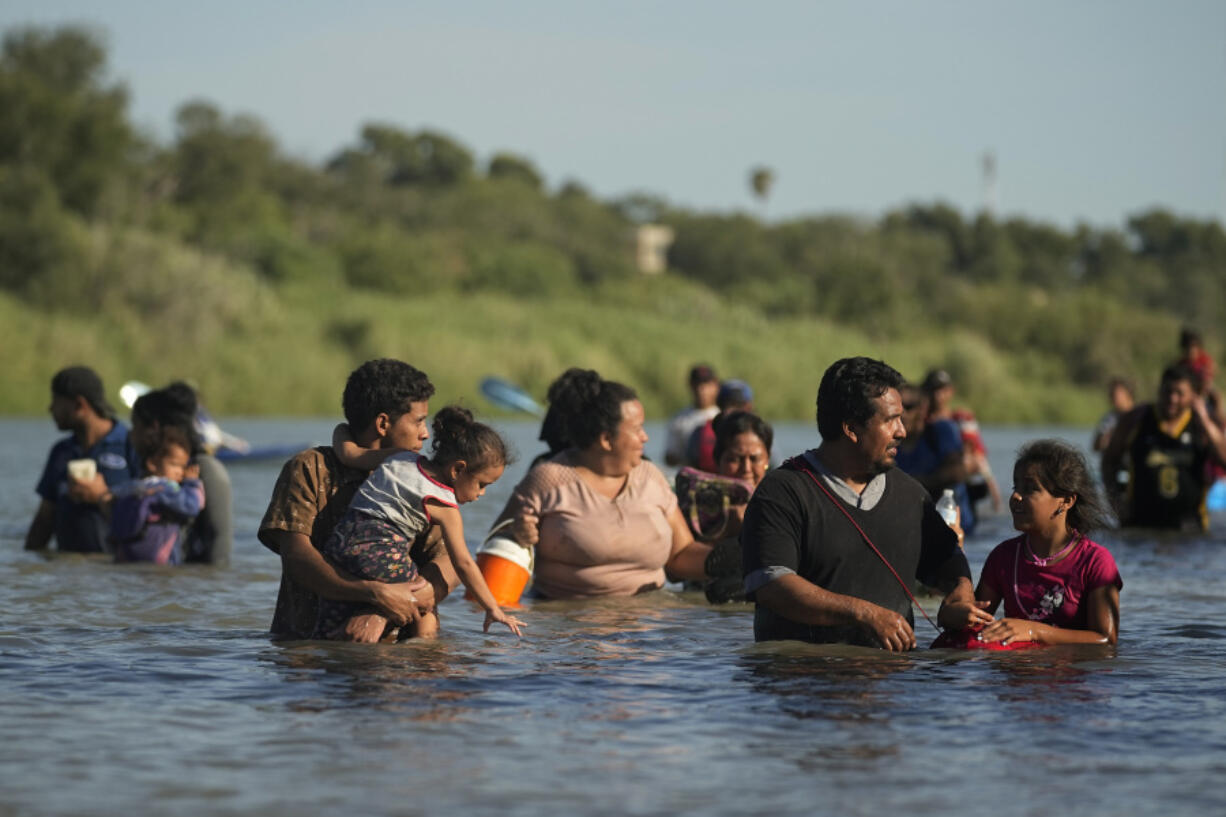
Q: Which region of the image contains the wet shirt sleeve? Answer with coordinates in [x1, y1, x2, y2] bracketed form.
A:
[740, 472, 805, 595]
[1083, 541, 1123, 593]
[258, 450, 325, 553]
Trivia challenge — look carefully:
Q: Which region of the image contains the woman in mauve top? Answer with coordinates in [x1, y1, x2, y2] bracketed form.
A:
[494, 368, 712, 599]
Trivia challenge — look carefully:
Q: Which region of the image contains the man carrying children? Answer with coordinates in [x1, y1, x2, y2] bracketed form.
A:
[259, 359, 458, 641]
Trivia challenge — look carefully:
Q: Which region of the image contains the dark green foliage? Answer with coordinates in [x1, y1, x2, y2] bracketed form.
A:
[464, 240, 578, 297]
[0, 165, 86, 297]
[0, 25, 132, 217]
[330, 124, 474, 188]
[336, 223, 463, 296]
[487, 152, 543, 189]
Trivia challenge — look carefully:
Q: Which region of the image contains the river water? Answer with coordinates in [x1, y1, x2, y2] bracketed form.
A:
[2, 417, 1225, 816]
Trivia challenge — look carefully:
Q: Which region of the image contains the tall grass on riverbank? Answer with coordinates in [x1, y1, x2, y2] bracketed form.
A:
[0, 226, 1103, 424]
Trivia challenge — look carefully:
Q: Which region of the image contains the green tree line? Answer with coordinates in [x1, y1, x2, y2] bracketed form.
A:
[0, 25, 1220, 421]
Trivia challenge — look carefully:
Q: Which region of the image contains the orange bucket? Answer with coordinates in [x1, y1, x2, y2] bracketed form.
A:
[468, 537, 532, 608]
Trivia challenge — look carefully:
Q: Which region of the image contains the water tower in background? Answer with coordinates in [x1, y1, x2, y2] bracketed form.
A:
[635, 224, 675, 274]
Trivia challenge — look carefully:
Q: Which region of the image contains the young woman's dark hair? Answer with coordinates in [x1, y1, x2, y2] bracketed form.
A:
[816, 357, 904, 441]
[712, 411, 774, 464]
[431, 405, 514, 471]
[1014, 439, 1113, 534]
[540, 368, 637, 451]
[342, 358, 435, 432]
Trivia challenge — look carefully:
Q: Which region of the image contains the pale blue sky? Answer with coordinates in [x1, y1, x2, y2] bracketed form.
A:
[3, 0, 1223, 229]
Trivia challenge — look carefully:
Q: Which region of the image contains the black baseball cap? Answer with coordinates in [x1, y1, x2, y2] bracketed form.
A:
[51, 366, 116, 419]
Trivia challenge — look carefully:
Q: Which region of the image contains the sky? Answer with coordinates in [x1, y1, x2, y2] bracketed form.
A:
[2, 0, 1223, 229]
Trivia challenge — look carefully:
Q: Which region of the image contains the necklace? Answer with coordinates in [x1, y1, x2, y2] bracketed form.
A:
[1023, 531, 1081, 567]
[1012, 533, 1081, 621]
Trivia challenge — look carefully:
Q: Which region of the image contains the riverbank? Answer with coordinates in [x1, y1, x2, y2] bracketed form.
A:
[0, 272, 1104, 424]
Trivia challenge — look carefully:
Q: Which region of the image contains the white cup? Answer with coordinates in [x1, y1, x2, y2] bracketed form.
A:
[67, 459, 97, 482]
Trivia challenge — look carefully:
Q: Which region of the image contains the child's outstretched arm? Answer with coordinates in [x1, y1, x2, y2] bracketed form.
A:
[154, 478, 206, 518]
[332, 423, 400, 471]
[427, 503, 525, 636]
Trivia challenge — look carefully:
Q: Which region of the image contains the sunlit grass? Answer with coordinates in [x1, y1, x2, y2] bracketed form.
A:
[0, 230, 1104, 424]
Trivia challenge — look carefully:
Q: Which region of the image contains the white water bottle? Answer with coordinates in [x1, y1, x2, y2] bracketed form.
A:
[936, 488, 959, 528]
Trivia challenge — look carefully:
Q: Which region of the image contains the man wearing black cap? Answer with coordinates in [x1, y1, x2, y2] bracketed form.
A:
[26, 366, 140, 552]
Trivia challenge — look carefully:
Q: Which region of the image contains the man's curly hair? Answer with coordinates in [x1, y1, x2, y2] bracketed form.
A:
[342, 359, 435, 431]
[816, 357, 904, 441]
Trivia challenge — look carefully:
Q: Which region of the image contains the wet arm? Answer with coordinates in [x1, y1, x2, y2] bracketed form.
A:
[156, 479, 205, 517]
[663, 506, 711, 581]
[430, 506, 522, 634]
[331, 423, 399, 471]
[1192, 398, 1226, 466]
[936, 576, 993, 630]
[267, 530, 423, 625]
[756, 574, 917, 651]
[980, 585, 1118, 646]
[974, 576, 1003, 615]
[415, 526, 458, 605]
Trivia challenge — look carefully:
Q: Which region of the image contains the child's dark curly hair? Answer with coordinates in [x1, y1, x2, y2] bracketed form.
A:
[431, 405, 514, 471]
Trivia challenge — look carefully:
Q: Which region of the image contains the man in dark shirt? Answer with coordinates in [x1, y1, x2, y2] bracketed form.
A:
[1101, 364, 1226, 531]
[26, 366, 139, 553]
[740, 357, 987, 650]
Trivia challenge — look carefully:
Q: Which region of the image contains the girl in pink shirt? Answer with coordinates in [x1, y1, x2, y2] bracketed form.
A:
[974, 439, 1122, 646]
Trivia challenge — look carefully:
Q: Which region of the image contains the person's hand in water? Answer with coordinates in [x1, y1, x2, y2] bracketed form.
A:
[343, 614, 395, 643]
[484, 607, 526, 637]
[978, 617, 1038, 646]
[856, 604, 917, 652]
[370, 576, 432, 624]
[937, 597, 995, 631]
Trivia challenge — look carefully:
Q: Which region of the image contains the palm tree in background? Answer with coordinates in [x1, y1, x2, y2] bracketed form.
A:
[749, 165, 774, 218]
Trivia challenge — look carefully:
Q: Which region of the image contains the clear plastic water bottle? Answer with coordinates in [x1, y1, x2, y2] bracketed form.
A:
[936, 488, 959, 528]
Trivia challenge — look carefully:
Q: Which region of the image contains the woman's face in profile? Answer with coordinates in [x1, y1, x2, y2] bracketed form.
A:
[717, 431, 769, 487]
[608, 400, 648, 470]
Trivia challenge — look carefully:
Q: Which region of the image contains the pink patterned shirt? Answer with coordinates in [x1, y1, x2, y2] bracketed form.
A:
[979, 535, 1122, 628]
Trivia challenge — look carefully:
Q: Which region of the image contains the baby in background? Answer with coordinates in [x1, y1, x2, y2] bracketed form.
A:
[316, 405, 525, 640]
[110, 425, 205, 564]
